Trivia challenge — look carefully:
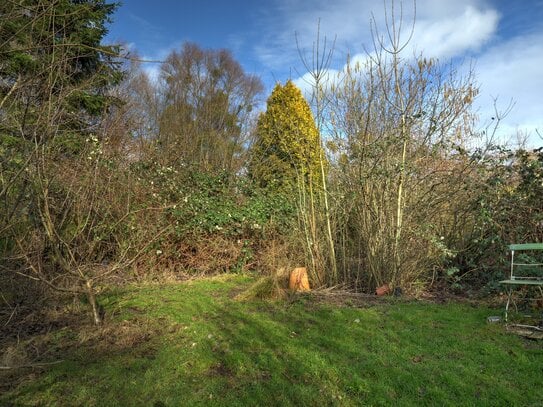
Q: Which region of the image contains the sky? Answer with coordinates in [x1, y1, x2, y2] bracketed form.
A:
[105, 0, 543, 147]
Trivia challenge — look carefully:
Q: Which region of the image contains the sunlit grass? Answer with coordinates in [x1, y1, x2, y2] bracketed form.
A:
[3, 274, 542, 406]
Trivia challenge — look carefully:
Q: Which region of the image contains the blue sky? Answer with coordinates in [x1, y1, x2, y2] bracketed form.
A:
[106, 0, 543, 146]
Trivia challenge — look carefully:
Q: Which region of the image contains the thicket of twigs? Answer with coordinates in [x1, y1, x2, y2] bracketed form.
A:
[1, 1, 542, 334]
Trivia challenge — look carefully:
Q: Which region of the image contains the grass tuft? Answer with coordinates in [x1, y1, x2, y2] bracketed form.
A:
[234, 268, 289, 301]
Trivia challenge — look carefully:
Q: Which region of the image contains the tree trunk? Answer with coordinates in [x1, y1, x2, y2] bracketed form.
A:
[85, 280, 102, 325]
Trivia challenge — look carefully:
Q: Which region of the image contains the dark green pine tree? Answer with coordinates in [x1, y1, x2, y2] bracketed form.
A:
[0, 0, 123, 148]
[0, 1, 123, 274]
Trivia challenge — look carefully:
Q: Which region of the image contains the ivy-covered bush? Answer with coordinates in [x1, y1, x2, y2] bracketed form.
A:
[131, 162, 296, 238]
[128, 161, 297, 276]
[449, 146, 543, 292]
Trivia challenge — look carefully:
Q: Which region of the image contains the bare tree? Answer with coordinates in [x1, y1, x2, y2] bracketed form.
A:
[157, 43, 263, 175]
[321, 1, 481, 290]
[296, 21, 339, 285]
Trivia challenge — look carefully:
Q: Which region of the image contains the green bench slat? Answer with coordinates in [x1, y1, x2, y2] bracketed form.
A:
[509, 243, 543, 251]
[500, 279, 543, 285]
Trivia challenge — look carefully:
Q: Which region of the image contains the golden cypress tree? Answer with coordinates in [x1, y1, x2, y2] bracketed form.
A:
[250, 80, 324, 190]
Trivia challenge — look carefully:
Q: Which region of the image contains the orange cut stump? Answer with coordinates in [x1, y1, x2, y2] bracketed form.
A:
[376, 284, 390, 296]
[289, 267, 310, 292]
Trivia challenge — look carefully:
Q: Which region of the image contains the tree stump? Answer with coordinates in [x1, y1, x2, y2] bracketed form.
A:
[289, 267, 310, 292]
[376, 284, 390, 296]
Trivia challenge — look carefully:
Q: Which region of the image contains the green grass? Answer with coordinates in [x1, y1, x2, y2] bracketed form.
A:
[3, 274, 542, 406]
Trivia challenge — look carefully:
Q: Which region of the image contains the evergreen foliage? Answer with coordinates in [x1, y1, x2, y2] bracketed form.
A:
[0, 0, 124, 325]
[249, 80, 325, 190]
[0, 0, 122, 146]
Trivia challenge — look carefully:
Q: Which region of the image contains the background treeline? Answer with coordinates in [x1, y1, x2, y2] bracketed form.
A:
[1, 0, 542, 329]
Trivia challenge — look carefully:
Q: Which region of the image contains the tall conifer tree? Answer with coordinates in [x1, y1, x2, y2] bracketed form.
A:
[250, 80, 325, 190]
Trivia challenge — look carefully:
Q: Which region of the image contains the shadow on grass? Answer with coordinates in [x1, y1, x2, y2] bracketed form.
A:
[3, 276, 543, 406]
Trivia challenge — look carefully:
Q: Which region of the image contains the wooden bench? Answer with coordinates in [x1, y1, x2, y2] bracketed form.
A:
[499, 243, 543, 322]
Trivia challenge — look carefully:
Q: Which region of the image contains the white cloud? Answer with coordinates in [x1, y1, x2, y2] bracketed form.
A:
[254, 0, 374, 71]
[254, 0, 498, 70]
[292, 69, 341, 99]
[256, 0, 542, 147]
[142, 64, 161, 83]
[474, 31, 543, 145]
[412, 5, 499, 59]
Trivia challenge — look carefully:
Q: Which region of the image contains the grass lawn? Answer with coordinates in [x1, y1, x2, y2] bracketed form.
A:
[2, 274, 542, 406]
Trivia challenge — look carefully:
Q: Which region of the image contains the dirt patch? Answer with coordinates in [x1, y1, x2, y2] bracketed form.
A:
[75, 318, 162, 351]
[1, 304, 87, 342]
[207, 362, 234, 378]
[299, 289, 403, 308]
[299, 286, 493, 309]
